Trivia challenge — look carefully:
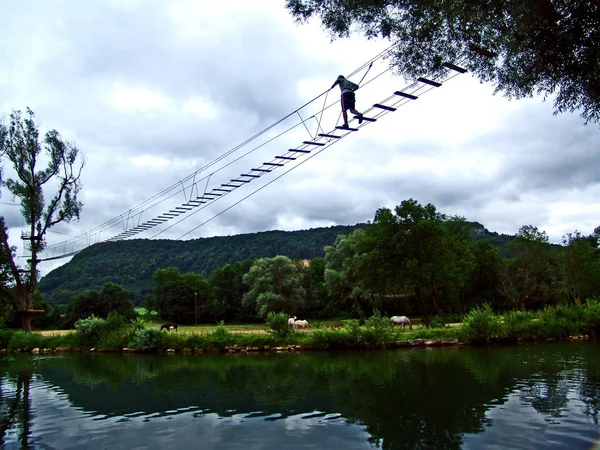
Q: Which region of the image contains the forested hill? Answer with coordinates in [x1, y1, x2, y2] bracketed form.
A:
[38, 222, 515, 307]
[38, 225, 362, 306]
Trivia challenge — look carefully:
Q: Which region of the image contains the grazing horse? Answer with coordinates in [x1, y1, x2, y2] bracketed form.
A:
[293, 319, 309, 329]
[288, 316, 297, 327]
[391, 316, 412, 330]
[160, 323, 178, 332]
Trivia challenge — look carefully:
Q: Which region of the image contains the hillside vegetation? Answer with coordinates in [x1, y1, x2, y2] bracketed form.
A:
[39, 225, 361, 306]
[38, 221, 512, 308]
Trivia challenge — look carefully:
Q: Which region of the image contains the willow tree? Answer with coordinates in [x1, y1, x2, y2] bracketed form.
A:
[0, 108, 84, 331]
[242, 255, 306, 318]
[286, 0, 600, 124]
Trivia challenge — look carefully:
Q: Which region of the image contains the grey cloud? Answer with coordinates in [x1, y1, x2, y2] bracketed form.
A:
[3, 1, 600, 272]
[1, 206, 25, 230]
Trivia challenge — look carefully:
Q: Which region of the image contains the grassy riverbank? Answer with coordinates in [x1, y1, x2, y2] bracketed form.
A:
[1, 301, 599, 353]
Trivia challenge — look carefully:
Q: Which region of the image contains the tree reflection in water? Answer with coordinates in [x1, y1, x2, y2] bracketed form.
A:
[0, 341, 598, 449]
[0, 369, 33, 449]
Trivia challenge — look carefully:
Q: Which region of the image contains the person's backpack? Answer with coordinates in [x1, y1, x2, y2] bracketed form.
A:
[344, 79, 359, 92]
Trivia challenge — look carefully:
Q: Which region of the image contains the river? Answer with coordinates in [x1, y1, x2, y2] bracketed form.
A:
[1, 340, 599, 449]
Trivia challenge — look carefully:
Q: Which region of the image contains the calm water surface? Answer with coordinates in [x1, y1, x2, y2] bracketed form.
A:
[1, 341, 599, 449]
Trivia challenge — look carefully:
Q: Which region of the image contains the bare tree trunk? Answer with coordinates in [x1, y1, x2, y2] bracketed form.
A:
[18, 370, 32, 449]
[431, 290, 447, 323]
[19, 313, 33, 333]
[354, 297, 365, 319]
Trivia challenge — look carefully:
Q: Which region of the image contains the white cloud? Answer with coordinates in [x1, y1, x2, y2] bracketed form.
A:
[0, 1, 599, 276]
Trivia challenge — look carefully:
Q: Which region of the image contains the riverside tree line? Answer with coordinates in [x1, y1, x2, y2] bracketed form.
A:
[0, 108, 598, 330]
[34, 198, 598, 329]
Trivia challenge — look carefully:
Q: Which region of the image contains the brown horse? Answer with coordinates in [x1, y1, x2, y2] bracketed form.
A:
[160, 323, 178, 332]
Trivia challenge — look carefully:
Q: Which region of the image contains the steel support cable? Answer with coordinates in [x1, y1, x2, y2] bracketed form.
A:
[45, 89, 335, 248]
[45, 63, 414, 250]
[45, 46, 398, 253]
[38, 61, 460, 260]
[43, 52, 461, 258]
[45, 101, 322, 250]
[52, 47, 403, 251]
[174, 115, 373, 241]
[157, 67, 463, 241]
[43, 65, 398, 251]
[89, 66, 397, 243]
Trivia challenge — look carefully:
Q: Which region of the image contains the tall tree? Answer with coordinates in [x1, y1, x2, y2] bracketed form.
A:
[369, 199, 473, 326]
[286, 0, 600, 124]
[0, 109, 84, 331]
[62, 282, 135, 327]
[466, 240, 504, 311]
[505, 225, 560, 309]
[560, 230, 600, 304]
[152, 267, 208, 324]
[324, 229, 370, 318]
[208, 259, 254, 322]
[242, 255, 306, 318]
[302, 257, 331, 317]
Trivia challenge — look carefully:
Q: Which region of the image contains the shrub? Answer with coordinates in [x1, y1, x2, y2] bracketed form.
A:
[429, 316, 446, 329]
[162, 332, 190, 351]
[0, 329, 15, 349]
[129, 328, 165, 352]
[306, 327, 334, 349]
[304, 327, 353, 349]
[502, 310, 537, 340]
[539, 304, 585, 338]
[44, 332, 79, 350]
[460, 304, 502, 343]
[130, 317, 152, 332]
[266, 312, 293, 339]
[360, 310, 394, 348]
[99, 330, 130, 350]
[75, 315, 108, 348]
[8, 331, 45, 351]
[406, 327, 461, 340]
[210, 321, 233, 350]
[343, 319, 362, 345]
[184, 333, 210, 350]
[237, 333, 277, 348]
[106, 312, 128, 331]
[583, 298, 600, 336]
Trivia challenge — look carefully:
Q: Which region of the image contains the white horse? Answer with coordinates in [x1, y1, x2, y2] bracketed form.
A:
[293, 319, 309, 329]
[391, 316, 412, 330]
[288, 316, 297, 327]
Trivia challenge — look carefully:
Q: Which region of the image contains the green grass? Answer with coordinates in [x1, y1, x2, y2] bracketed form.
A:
[3, 301, 599, 352]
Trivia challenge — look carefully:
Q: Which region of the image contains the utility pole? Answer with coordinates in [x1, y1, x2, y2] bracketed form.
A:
[194, 292, 198, 326]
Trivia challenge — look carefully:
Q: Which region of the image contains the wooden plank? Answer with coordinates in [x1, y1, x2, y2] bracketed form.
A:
[394, 91, 418, 100]
[442, 62, 467, 73]
[355, 115, 376, 122]
[372, 104, 396, 112]
[417, 77, 442, 87]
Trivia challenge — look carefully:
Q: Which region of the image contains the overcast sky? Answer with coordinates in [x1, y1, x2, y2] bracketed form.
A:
[2, 0, 600, 276]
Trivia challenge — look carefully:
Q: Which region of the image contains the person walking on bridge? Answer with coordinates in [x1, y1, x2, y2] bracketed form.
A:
[331, 75, 363, 129]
